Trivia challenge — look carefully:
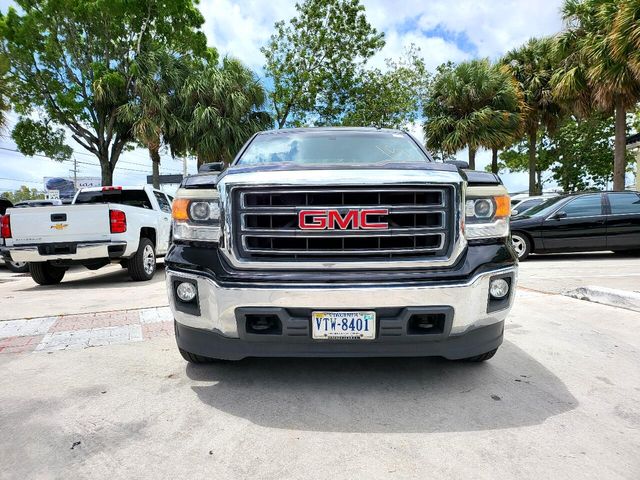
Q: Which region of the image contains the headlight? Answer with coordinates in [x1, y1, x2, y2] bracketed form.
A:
[171, 191, 221, 243]
[465, 192, 510, 239]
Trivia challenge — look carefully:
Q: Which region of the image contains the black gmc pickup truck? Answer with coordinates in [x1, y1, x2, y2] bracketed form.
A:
[165, 127, 518, 363]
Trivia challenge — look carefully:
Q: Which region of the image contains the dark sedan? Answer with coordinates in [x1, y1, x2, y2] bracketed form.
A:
[510, 191, 640, 260]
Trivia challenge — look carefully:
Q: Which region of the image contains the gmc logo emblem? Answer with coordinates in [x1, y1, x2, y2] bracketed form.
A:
[298, 209, 389, 230]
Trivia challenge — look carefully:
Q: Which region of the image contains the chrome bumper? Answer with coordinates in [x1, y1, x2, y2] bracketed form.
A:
[167, 266, 517, 338]
[8, 242, 127, 262]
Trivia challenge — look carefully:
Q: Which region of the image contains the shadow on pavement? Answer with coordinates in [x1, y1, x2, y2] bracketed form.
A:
[186, 340, 577, 433]
[18, 263, 166, 291]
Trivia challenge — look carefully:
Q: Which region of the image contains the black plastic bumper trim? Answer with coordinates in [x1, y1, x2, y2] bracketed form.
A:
[174, 320, 504, 361]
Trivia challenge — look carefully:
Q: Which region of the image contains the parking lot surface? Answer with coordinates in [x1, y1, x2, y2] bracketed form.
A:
[0, 253, 639, 479]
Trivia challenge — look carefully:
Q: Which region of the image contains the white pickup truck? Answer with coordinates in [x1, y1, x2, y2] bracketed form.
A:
[0, 185, 173, 285]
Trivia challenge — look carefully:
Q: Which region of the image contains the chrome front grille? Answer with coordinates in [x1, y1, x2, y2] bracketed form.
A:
[232, 186, 453, 260]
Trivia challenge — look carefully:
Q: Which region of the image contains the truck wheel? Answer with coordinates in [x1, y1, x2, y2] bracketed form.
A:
[460, 348, 498, 362]
[128, 238, 156, 281]
[178, 347, 217, 364]
[6, 260, 29, 273]
[511, 233, 531, 260]
[29, 262, 66, 285]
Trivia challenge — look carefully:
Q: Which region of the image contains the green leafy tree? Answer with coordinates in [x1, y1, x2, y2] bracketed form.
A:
[0, 53, 10, 130]
[342, 46, 429, 129]
[262, 0, 385, 128]
[553, 0, 640, 191]
[503, 37, 565, 195]
[118, 49, 190, 188]
[11, 118, 73, 161]
[1, 185, 45, 203]
[0, 0, 206, 185]
[494, 114, 635, 191]
[177, 55, 272, 167]
[423, 59, 523, 169]
[493, 133, 555, 191]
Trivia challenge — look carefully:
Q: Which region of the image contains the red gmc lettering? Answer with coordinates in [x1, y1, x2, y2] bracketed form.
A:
[360, 209, 389, 229]
[298, 209, 388, 230]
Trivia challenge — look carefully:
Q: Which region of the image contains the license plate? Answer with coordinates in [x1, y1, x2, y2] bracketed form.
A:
[311, 311, 376, 340]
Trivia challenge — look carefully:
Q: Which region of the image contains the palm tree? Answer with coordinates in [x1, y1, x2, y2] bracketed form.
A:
[119, 50, 189, 188]
[179, 56, 272, 167]
[503, 37, 564, 195]
[553, 0, 640, 191]
[424, 59, 522, 170]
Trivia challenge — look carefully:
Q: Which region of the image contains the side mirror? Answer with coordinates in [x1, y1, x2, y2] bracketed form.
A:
[199, 162, 224, 173]
[445, 160, 470, 170]
[512, 209, 519, 216]
[552, 211, 567, 220]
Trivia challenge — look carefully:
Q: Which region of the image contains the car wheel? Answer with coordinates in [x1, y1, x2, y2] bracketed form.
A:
[178, 347, 218, 364]
[6, 260, 29, 273]
[29, 262, 66, 285]
[459, 348, 498, 362]
[128, 238, 157, 281]
[511, 233, 531, 260]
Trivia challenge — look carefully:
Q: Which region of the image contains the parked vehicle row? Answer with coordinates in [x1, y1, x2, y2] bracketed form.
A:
[0, 185, 173, 284]
[510, 191, 640, 260]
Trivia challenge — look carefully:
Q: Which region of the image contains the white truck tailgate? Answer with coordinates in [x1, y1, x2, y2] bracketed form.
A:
[8, 205, 112, 244]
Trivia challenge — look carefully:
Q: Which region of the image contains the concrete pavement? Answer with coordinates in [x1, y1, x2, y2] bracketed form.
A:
[1, 260, 640, 478]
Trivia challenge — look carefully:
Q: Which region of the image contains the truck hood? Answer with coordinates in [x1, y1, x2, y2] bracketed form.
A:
[216, 166, 464, 190]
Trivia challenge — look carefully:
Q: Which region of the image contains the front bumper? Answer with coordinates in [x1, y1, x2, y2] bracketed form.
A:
[167, 265, 517, 360]
[7, 242, 127, 262]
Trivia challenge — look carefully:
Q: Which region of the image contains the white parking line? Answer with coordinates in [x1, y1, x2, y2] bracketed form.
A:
[35, 325, 143, 352]
[0, 317, 58, 338]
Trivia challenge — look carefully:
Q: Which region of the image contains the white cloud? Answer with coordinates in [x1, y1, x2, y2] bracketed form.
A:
[201, 0, 297, 71]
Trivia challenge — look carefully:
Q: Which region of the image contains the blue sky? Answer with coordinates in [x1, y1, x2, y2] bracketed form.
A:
[0, 0, 566, 195]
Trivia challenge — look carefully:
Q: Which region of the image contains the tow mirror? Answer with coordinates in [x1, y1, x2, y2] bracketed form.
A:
[552, 211, 567, 220]
[199, 162, 224, 173]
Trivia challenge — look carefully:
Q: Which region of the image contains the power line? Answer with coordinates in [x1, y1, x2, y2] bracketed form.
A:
[0, 146, 184, 175]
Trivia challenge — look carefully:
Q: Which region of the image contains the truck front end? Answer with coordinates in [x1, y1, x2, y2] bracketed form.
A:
[166, 128, 517, 362]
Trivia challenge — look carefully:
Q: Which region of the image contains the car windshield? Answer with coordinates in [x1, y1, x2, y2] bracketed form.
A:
[236, 131, 428, 166]
[75, 190, 153, 209]
[517, 196, 567, 217]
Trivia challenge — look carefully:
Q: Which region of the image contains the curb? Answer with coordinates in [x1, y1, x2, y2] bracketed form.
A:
[563, 286, 640, 313]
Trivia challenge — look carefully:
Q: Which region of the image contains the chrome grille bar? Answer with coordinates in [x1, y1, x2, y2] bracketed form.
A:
[233, 186, 452, 260]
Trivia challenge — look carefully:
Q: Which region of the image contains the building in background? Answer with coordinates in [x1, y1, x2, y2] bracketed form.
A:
[43, 177, 101, 202]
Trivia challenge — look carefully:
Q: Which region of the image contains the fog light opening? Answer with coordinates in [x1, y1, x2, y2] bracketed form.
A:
[489, 278, 509, 299]
[176, 282, 197, 303]
[246, 314, 282, 335]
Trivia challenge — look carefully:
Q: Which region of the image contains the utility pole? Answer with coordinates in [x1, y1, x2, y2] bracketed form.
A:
[183, 157, 188, 178]
[69, 155, 79, 187]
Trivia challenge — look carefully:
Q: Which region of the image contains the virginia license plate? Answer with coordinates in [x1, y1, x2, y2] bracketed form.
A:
[311, 311, 376, 340]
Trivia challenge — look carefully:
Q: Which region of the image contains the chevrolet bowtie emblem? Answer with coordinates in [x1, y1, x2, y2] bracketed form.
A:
[50, 223, 68, 230]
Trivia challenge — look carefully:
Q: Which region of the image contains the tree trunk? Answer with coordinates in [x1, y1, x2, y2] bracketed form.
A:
[149, 146, 161, 189]
[613, 99, 627, 191]
[99, 156, 113, 186]
[527, 129, 537, 195]
[491, 148, 498, 174]
[468, 146, 476, 170]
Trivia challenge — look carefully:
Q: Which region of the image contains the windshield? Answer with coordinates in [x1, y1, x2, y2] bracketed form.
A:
[75, 190, 153, 209]
[236, 131, 428, 166]
[516, 196, 567, 217]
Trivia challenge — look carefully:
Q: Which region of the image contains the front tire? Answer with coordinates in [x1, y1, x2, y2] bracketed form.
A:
[178, 347, 217, 364]
[128, 238, 157, 281]
[6, 260, 29, 273]
[460, 348, 498, 362]
[29, 262, 66, 285]
[511, 232, 531, 260]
